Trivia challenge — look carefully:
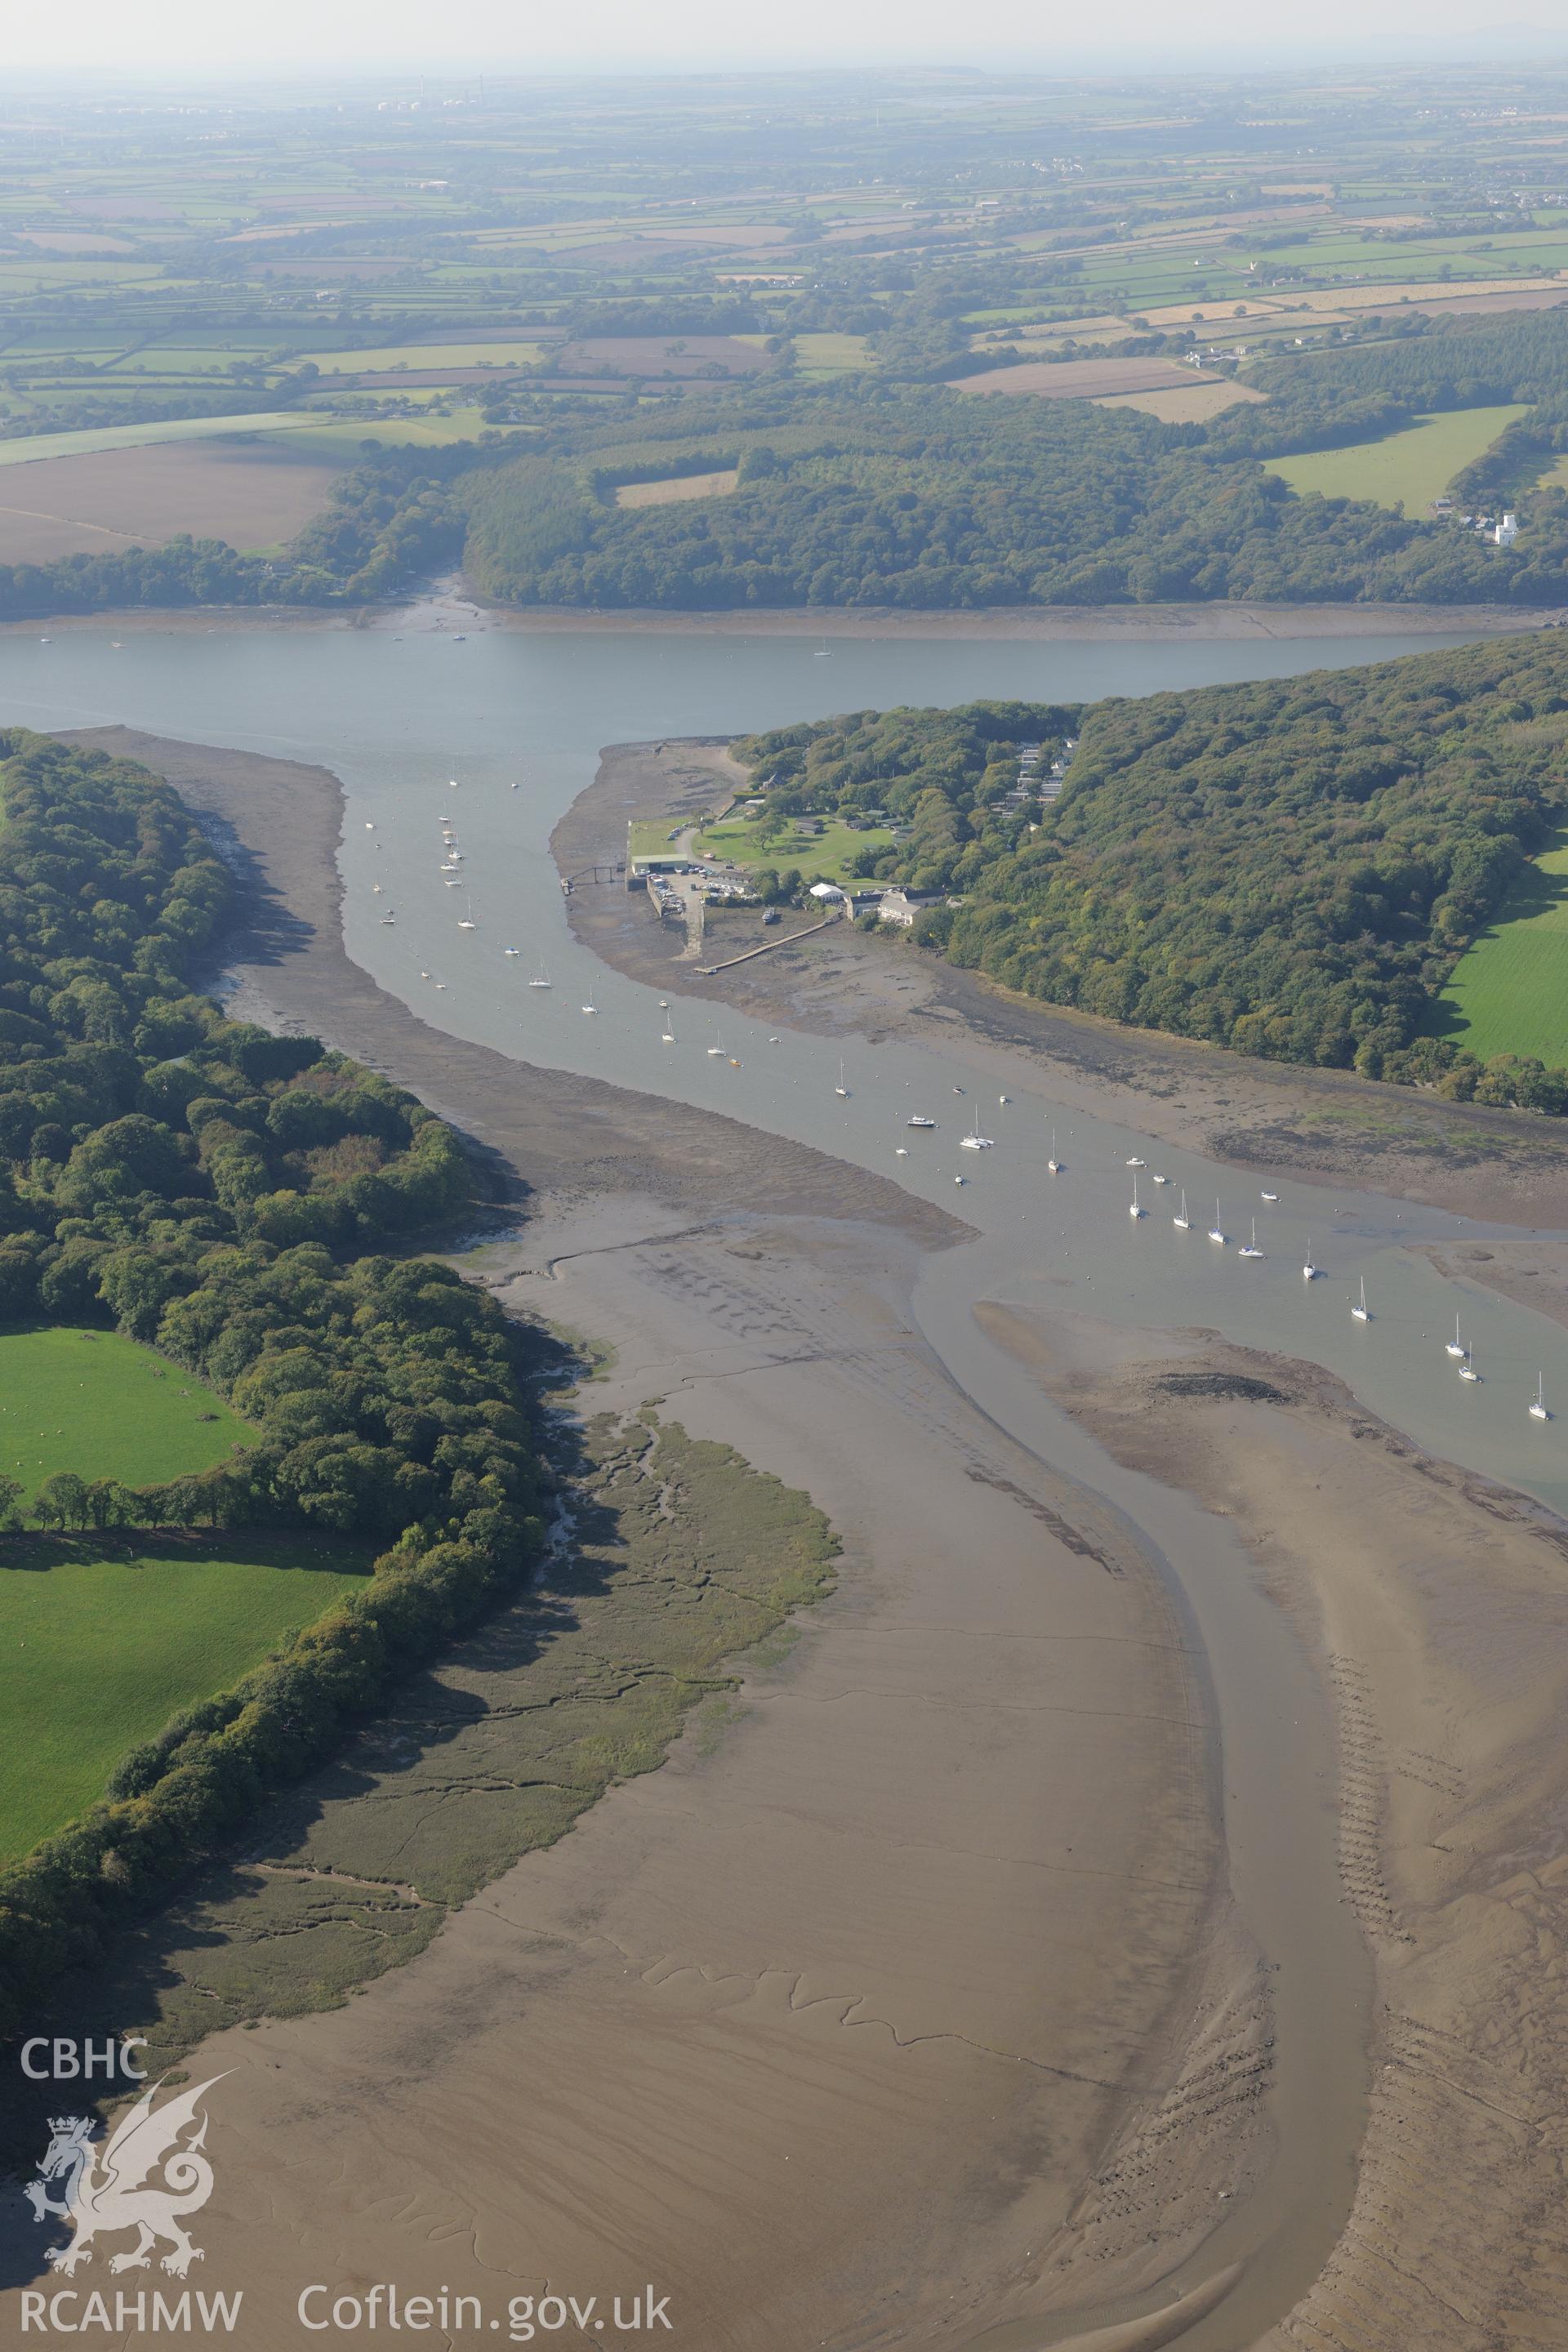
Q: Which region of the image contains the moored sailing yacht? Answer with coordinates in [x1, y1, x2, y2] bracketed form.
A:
[529, 963, 551, 987]
[1207, 1197, 1226, 1245]
[1047, 1127, 1061, 1173]
[1458, 1347, 1480, 1383]
[1351, 1277, 1370, 1321]
[1239, 1218, 1263, 1258]
[835, 1059, 849, 1098]
[1173, 1189, 1191, 1230]
[1129, 1178, 1143, 1219]
[1303, 1241, 1316, 1281]
[1446, 1316, 1465, 1359]
[959, 1107, 994, 1150]
[1530, 1374, 1550, 1422]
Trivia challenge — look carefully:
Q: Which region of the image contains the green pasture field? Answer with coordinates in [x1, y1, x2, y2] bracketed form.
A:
[0, 412, 331, 466]
[629, 816, 693, 858]
[0, 1532, 371, 1862]
[1265, 405, 1530, 514]
[1430, 837, 1568, 1066]
[266, 407, 497, 457]
[791, 332, 875, 376]
[694, 812, 893, 885]
[310, 340, 547, 374]
[0, 1325, 252, 1500]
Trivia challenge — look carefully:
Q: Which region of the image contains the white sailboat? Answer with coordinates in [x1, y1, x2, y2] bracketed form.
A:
[1208, 1197, 1226, 1245]
[1129, 1178, 1143, 1219]
[1530, 1374, 1550, 1422]
[1173, 1189, 1191, 1230]
[1239, 1218, 1263, 1258]
[959, 1107, 994, 1150]
[835, 1059, 849, 1098]
[1445, 1315, 1465, 1360]
[457, 893, 476, 930]
[1459, 1347, 1480, 1383]
[707, 1032, 725, 1056]
[529, 963, 551, 988]
[1351, 1278, 1370, 1322]
[1047, 1127, 1061, 1174]
[581, 999, 599, 1014]
[1303, 1241, 1316, 1281]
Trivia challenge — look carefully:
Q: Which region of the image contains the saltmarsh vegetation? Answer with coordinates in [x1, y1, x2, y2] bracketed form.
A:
[731, 635, 1568, 1109]
[14, 1408, 837, 2118]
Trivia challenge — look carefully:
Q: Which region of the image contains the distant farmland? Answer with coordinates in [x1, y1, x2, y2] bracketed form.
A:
[0, 435, 345, 561]
[615, 468, 739, 508]
[1266, 404, 1530, 515]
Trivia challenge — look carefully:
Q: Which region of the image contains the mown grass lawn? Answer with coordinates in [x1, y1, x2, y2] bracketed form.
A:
[0, 1534, 372, 1862]
[0, 1325, 252, 1506]
[1265, 403, 1531, 515]
[695, 813, 894, 886]
[1430, 836, 1568, 1066]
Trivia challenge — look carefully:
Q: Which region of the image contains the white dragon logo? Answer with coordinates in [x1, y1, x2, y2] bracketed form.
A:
[23, 2074, 229, 2278]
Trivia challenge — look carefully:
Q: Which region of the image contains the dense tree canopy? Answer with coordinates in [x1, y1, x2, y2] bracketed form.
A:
[457, 379, 1568, 611]
[0, 732, 546, 2034]
[733, 635, 1568, 1098]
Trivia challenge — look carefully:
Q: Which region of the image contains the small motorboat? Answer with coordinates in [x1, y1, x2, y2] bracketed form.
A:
[1152, 1172, 1169, 1185]
[895, 1147, 909, 1156]
[908, 1115, 938, 1129]
[504, 947, 520, 957]
[1261, 1191, 1279, 1203]
[1126, 1156, 1145, 1168]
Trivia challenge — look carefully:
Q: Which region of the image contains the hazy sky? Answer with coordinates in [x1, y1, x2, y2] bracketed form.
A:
[5, 0, 1561, 73]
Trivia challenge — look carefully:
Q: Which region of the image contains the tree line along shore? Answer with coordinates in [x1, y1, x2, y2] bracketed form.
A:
[714, 632, 1568, 1116]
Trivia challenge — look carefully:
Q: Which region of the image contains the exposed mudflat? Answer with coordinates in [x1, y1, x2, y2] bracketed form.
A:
[560, 738, 1568, 1230]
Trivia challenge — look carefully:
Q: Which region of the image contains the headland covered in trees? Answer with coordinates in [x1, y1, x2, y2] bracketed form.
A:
[0, 729, 547, 2038]
[728, 634, 1568, 1110]
[18, 305, 1568, 623]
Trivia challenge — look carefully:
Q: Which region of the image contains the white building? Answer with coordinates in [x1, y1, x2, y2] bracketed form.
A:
[1495, 513, 1519, 546]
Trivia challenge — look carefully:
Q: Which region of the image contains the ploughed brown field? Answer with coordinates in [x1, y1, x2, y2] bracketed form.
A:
[946, 354, 1219, 398]
[614, 468, 740, 507]
[557, 334, 770, 376]
[0, 437, 345, 562]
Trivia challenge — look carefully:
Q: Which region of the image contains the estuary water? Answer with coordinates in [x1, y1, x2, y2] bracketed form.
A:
[0, 613, 1554, 2349]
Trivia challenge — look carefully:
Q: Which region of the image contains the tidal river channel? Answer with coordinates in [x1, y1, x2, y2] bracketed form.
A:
[1, 613, 1557, 2348]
